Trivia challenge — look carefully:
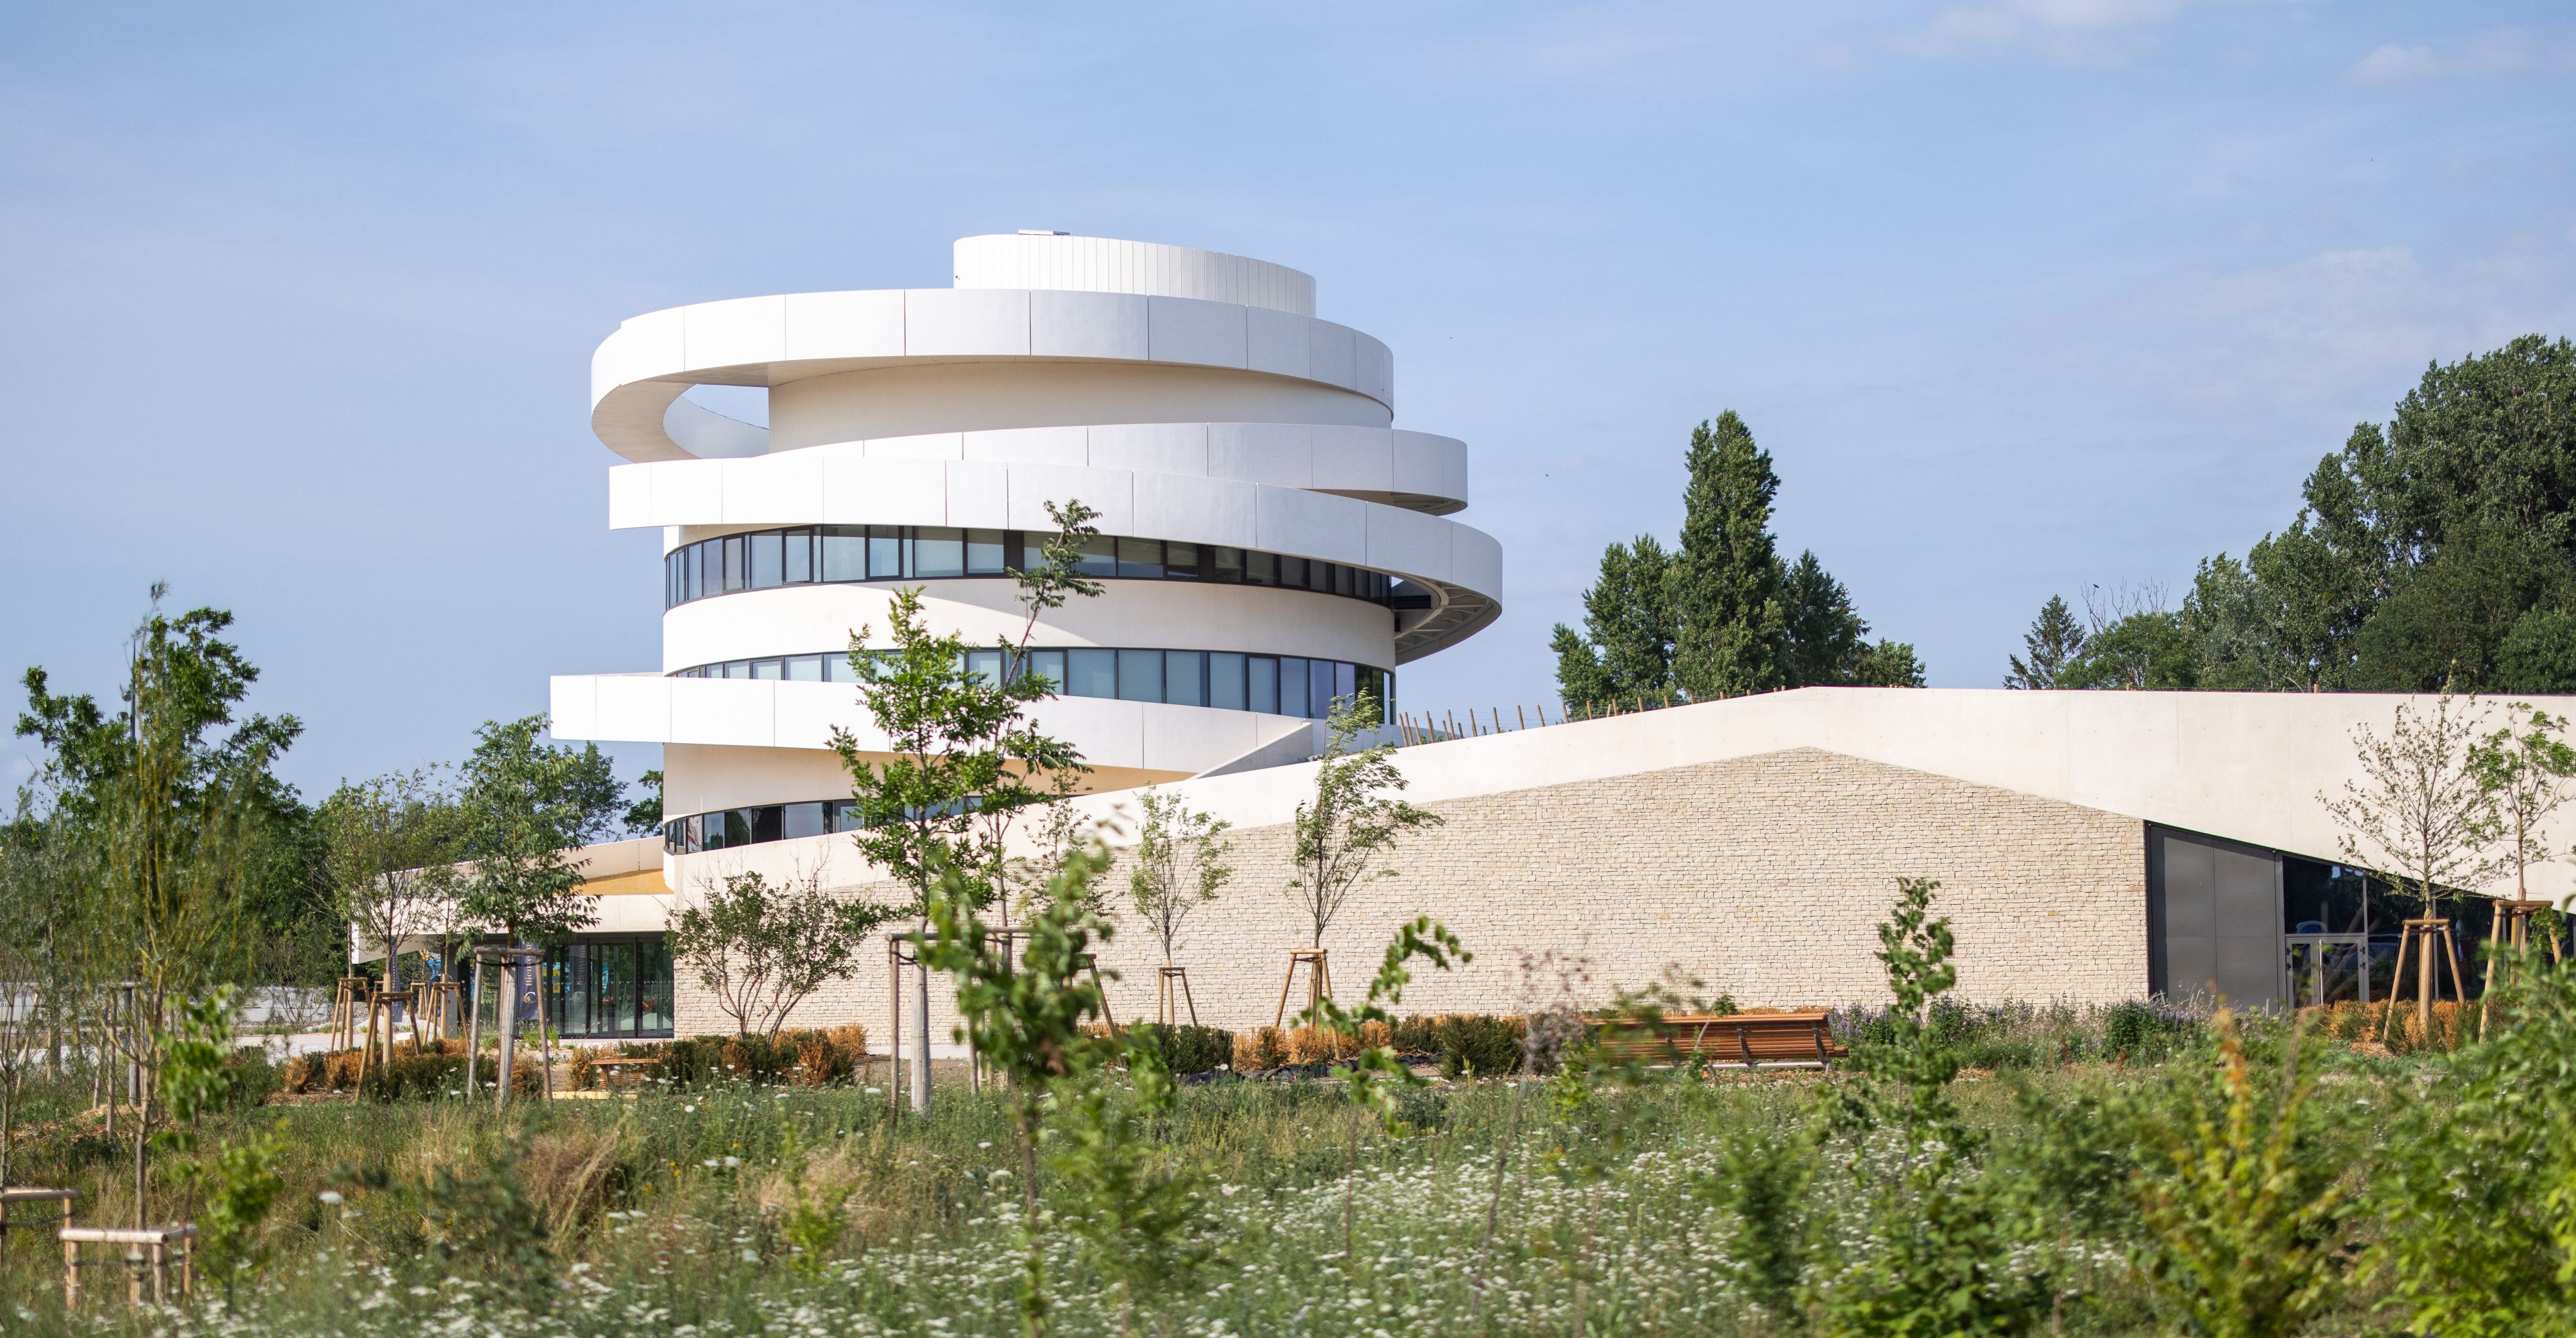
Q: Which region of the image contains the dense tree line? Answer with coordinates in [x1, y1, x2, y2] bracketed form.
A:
[2011, 335, 2576, 692]
[1552, 411, 1924, 708]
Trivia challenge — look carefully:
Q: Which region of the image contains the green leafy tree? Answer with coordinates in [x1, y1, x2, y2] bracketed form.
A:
[2322, 693, 2493, 918]
[669, 867, 900, 1037]
[2004, 594, 2086, 689]
[2150, 337, 2576, 693]
[455, 715, 623, 946]
[1045, 1044, 1217, 1336]
[915, 841, 1120, 1335]
[623, 768, 664, 834]
[2467, 703, 2576, 901]
[1550, 535, 1678, 708]
[839, 501, 1102, 914]
[1128, 788, 1232, 967]
[320, 768, 462, 995]
[1554, 416, 1922, 706]
[2375, 948, 2576, 1333]
[15, 589, 301, 1220]
[1817, 877, 2051, 1337]
[1672, 412, 1791, 700]
[1851, 638, 1928, 687]
[1287, 692, 1442, 949]
[2129, 1011, 2354, 1338]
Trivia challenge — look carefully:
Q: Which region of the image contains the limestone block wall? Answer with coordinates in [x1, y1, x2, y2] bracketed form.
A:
[672, 746, 2148, 1042]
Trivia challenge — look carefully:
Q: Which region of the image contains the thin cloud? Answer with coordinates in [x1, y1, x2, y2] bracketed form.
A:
[1892, 0, 2203, 62]
[2348, 28, 2576, 85]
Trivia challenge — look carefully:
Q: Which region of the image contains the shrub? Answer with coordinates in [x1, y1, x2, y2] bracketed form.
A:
[1124, 1023, 1235, 1075]
[280, 1044, 537, 1099]
[1232, 1026, 1290, 1072]
[577, 1027, 875, 1089]
[2304, 999, 2472, 1054]
[1396, 1013, 1526, 1078]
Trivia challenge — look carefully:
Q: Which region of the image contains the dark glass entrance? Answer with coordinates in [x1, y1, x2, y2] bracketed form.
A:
[543, 937, 674, 1039]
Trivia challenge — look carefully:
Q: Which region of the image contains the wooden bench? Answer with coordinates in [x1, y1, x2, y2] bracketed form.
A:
[586, 1056, 660, 1088]
[1593, 1011, 1847, 1070]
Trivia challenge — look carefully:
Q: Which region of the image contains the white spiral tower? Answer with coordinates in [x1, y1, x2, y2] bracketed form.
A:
[549, 233, 1503, 865]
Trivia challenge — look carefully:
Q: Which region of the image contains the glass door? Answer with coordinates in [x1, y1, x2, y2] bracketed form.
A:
[2284, 934, 2369, 1007]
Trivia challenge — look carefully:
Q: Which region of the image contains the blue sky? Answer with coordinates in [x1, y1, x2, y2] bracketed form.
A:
[5, 2, 2573, 799]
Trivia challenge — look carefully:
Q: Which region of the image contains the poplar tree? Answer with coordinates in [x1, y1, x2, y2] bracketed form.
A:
[1548, 535, 1676, 708]
[1672, 412, 1790, 700]
[1552, 413, 1924, 706]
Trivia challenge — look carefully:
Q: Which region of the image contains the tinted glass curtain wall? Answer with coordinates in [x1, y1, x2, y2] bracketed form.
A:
[544, 938, 674, 1039]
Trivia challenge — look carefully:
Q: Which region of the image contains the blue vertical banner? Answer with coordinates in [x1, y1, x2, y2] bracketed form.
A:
[514, 956, 541, 1025]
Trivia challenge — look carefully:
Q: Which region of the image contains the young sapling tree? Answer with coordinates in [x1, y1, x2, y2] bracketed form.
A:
[838, 500, 1102, 1107]
[320, 767, 462, 1033]
[915, 840, 1120, 1335]
[669, 865, 899, 1038]
[455, 714, 624, 1095]
[1287, 691, 1441, 952]
[1130, 787, 1232, 967]
[2322, 693, 2494, 920]
[2468, 703, 2576, 903]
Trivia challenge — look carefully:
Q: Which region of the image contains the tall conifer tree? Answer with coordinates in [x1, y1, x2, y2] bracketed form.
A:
[1547, 535, 1676, 708]
[1672, 412, 1789, 700]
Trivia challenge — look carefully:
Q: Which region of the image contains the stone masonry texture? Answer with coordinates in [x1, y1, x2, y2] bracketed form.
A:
[672, 746, 2149, 1041]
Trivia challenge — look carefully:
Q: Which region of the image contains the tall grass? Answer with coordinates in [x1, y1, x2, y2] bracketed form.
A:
[0, 1045, 2408, 1337]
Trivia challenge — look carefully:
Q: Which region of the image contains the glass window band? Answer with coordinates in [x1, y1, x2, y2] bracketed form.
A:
[663, 526, 1414, 612]
[667, 647, 1390, 725]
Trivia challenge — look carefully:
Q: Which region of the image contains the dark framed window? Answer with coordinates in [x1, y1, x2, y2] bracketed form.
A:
[664, 526, 1410, 616]
[667, 645, 1393, 726]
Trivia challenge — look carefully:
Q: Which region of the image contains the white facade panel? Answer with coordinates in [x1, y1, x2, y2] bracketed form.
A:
[595, 673, 675, 740]
[782, 289, 905, 361]
[1208, 423, 1312, 488]
[822, 457, 947, 526]
[1311, 425, 1395, 495]
[606, 464, 653, 528]
[1245, 306, 1310, 378]
[1364, 504, 1452, 579]
[965, 425, 1087, 466]
[683, 296, 788, 372]
[549, 675, 601, 741]
[667, 678, 775, 747]
[595, 310, 685, 407]
[1146, 296, 1248, 369]
[1086, 422, 1208, 476]
[1256, 484, 1368, 558]
[1354, 333, 1394, 405]
[1136, 471, 1258, 549]
[647, 458, 729, 526]
[1031, 290, 1149, 361]
[1451, 525, 1506, 599]
[947, 461, 1011, 529]
[862, 432, 965, 461]
[904, 288, 1030, 357]
[1306, 321, 1358, 390]
[1009, 463, 1135, 534]
[721, 449, 823, 525]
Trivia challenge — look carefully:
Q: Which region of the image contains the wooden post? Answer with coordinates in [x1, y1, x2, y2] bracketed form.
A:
[62, 1233, 78, 1307]
[1274, 949, 1331, 1027]
[1155, 966, 1199, 1025]
[464, 958, 484, 1099]
[885, 936, 904, 1117]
